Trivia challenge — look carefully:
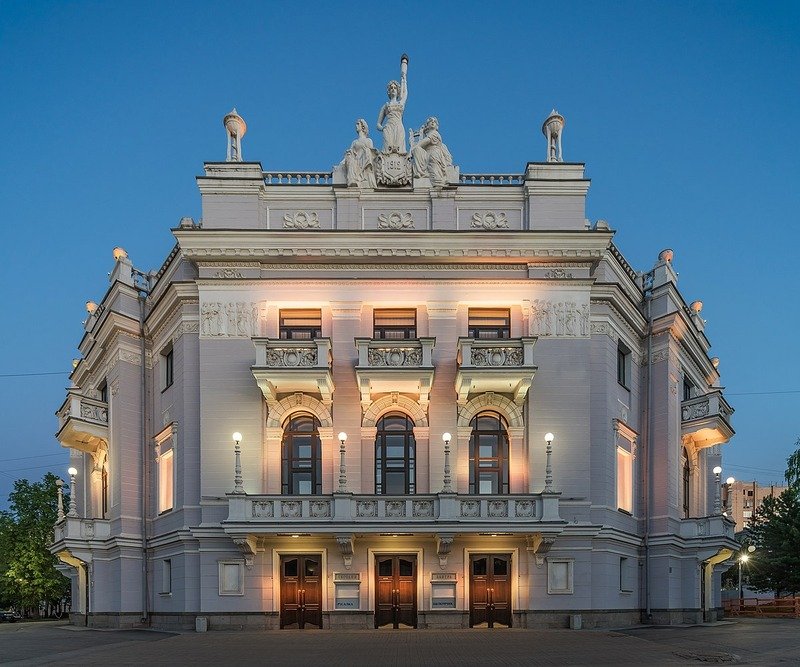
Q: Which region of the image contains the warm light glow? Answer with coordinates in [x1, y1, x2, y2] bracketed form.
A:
[232, 432, 242, 443]
[442, 432, 451, 444]
[726, 476, 735, 485]
[740, 554, 749, 563]
[85, 300, 98, 314]
[112, 246, 128, 261]
[545, 432, 554, 443]
[158, 449, 174, 513]
[67, 467, 77, 477]
[713, 466, 722, 475]
[291, 534, 299, 539]
[616, 448, 633, 512]
[338, 432, 348, 443]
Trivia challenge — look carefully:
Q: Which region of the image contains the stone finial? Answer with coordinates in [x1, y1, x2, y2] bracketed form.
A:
[690, 300, 703, 313]
[223, 108, 247, 162]
[658, 248, 674, 263]
[542, 109, 565, 162]
[711, 357, 720, 369]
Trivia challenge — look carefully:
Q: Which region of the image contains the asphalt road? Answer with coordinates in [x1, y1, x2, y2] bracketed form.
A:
[1, 618, 798, 665]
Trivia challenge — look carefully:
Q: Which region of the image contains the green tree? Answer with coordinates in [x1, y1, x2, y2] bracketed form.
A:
[745, 442, 800, 596]
[0, 473, 71, 615]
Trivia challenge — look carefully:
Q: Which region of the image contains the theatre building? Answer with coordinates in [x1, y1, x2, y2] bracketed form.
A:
[51, 62, 738, 630]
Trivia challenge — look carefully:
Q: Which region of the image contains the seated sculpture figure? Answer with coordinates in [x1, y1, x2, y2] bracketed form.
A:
[411, 116, 452, 187]
[342, 119, 377, 188]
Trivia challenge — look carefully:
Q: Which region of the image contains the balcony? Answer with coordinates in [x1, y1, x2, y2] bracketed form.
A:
[354, 337, 435, 409]
[55, 391, 109, 454]
[681, 390, 735, 449]
[454, 337, 537, 406]
[53, 516, 112, 543]
[252, 338, 334, 407]
[678, 515, 735, 541]
[225, 492, 563, 534]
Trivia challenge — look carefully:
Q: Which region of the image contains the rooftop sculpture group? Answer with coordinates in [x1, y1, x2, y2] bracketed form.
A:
[223, 54, 566, 182]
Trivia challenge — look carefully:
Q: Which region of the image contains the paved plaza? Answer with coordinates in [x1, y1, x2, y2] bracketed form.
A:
[1, 618, 799, 665]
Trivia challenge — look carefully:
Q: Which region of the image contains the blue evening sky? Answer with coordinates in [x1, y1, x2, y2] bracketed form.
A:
[0, 1, 798, 504]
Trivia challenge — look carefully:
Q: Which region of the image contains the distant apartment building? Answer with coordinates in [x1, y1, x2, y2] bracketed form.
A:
[724, 481, 787, 532]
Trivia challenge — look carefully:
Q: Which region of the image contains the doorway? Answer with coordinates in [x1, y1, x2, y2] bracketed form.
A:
[280, 554, 322, 629]
[375, 555, 417, 629]
[469, 553, 512, 628]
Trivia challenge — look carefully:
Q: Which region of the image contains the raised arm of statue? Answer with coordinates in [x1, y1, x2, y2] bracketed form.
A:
[399, 54, 408, 105]
[376, 104, 386, 131]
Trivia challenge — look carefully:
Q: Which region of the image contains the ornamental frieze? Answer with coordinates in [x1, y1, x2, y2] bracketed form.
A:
[200, 301, 261, 338]
[470, 347, 523, 367]
[530, 299, 590, 337]
[367, 346, 422, 367]
[263, 347, 318, 368]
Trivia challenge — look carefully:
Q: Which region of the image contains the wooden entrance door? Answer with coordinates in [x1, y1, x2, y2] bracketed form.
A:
[469, 554, 512, 628]
[375, 555, 417, 628]
[280, 554, 322, 629]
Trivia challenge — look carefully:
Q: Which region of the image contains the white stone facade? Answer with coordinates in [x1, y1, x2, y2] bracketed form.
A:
[52, 80, 737, 630]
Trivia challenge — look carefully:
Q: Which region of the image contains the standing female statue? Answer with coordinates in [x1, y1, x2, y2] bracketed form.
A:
[376, 54, 409, 153]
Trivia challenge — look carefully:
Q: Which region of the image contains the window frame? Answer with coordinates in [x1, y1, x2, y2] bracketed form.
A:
[161, 558, 172, 595]
[218, 560, 244, 596]
[617, 343, 630, 389]
[468, 308, 511, 340]
[374, 412, 416, 495]
[682, 448, 691, 518]
[616, 446, 633, 513]
[468, 411, 510, 495]
[162, 347, 174, 391]
[279, 308, 322, 340]
[281, 413, 323, 495]
[373, 308, 417, 340]
[547, 558, 574, 595]
[157, 448, 174, 514]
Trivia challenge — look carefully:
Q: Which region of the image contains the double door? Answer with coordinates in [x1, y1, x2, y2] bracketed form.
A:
[375, 555, 417, 629]
[469, 553, 512, 628]
[280, 554, 322, 629]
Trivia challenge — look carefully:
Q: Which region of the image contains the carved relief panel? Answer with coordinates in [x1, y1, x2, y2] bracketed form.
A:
[457, 207, 523, 231]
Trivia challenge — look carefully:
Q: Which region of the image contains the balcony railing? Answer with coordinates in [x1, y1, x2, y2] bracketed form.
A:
[455, 337, 537, 405]
[252, 338, 334, 406]
[679, 515, 735, 541]
[53, 517, 111, 543]
[226, 492, 562, 530]
[55, 391, 109, 453]
[681, 390, 735, 449]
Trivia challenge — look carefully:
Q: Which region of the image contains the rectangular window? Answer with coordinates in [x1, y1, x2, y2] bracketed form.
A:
[683, 376, 695, 401]
[468, 308, 510, 339]
[619, 557, 633, 592]
[218, 561, 244, 595]
[158, 449, 174, 514]
[162, 559, 172, 594]
[163, 348, 174, 390]
[617, 447, 633, 513]
[547, 559, 574, 594]
[98, 381, 108, 403]
[279, 309, 322, 340]
[373, 308, 416, 340]
[617, 344, 630, 388]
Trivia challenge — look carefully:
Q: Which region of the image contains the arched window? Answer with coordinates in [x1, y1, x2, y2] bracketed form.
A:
[282, 414, 322, 494]
[682, 448, 691, 518]
[469, 411, 509, 494]
[101, 463, 109, 518]
[375, 413, 416, 494]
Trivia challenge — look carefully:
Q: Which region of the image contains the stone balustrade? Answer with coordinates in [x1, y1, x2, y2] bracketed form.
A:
[678, 515, 735, 540]
[53, 516, 111, 543]
[55, 391, 109, 453]
[455, 337, 537, 405]
[459, 173, 524, 185]
[458, 337, 536, 369]
[263, 172, 333, 185]
[227, 492, 562, 529]
[355, 337, 435, 369]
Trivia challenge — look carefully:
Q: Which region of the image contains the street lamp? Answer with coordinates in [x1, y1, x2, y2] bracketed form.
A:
[544, 433, 555, 493]
[442, 432, 452, 493]
[67, 466, 78, 517]
[232, 432, 244, 494]
[725, 476, 735, 516]
[713, 466, 722, 514]
[338, 432, 348, 493]
[738, 545, 756, 602]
